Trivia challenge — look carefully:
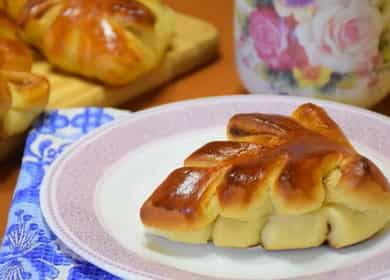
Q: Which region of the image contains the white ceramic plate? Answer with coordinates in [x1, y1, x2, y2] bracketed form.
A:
[40, 95, 390, 280]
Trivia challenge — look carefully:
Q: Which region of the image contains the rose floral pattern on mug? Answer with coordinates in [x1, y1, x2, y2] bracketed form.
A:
[235, 0, 390, 107]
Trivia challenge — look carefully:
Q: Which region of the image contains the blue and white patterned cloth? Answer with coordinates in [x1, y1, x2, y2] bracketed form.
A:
[0, 108, 129, 280]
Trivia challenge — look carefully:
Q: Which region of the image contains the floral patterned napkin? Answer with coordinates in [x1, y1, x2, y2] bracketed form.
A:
[0, 108, 129, 280]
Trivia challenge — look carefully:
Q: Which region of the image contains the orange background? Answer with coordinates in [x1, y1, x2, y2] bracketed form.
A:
[0, 0, 389, 237]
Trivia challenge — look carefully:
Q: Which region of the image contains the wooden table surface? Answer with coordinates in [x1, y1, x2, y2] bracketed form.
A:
[0, 0, 389, 238]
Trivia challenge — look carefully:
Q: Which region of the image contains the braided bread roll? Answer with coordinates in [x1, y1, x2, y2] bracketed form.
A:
[141, 103, 390, 250]
[0, 12, 49, 139]
[1, 0, 174, 86]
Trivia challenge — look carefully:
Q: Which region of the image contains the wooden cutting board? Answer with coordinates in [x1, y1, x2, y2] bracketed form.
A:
[32, 12, 219, 109]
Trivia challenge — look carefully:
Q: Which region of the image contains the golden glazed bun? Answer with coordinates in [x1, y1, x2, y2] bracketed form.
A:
[2, 0, 174, 86]
[140, 103, 390, 250]
[0, 11, 31, 72]
[0, 12, 49, 139]
[0, 70, 49, 137]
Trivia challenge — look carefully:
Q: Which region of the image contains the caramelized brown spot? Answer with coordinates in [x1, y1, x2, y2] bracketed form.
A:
[150, 167, 214, 217]
[342, 157, 390, 191]
[277, 158, 321, 202]
[185, 141, 264, 166]
[229, 126, 251, 137]
[228, 113, 302, 138]
[218, 159, 268, 204]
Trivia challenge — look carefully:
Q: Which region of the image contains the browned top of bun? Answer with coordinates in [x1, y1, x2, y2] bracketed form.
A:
[10, 0, 174, 86]
[141, 103, 390, 229]
[19, 0, 155, 60]
[0, 12, 49, 138]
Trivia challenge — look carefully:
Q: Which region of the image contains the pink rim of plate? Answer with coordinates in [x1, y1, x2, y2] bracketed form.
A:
[40, 95, 390, 280]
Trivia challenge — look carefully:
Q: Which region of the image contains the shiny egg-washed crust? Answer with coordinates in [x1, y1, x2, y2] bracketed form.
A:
[0, 11, 32, 72]
[1, 0, 174, 86]
[0, 12, 49, 139]
[140, 103, 390, 250]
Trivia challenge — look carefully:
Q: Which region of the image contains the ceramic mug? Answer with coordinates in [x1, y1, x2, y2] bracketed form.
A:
[235, 0, 390, 107]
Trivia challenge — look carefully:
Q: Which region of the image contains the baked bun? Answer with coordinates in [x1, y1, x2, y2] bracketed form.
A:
[140, 103, 390, 250]
[2, 0, 174, 86]
[0, 12, 49, 139]
[0, 70, 49, 137]
[0, 11, 32, 72]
